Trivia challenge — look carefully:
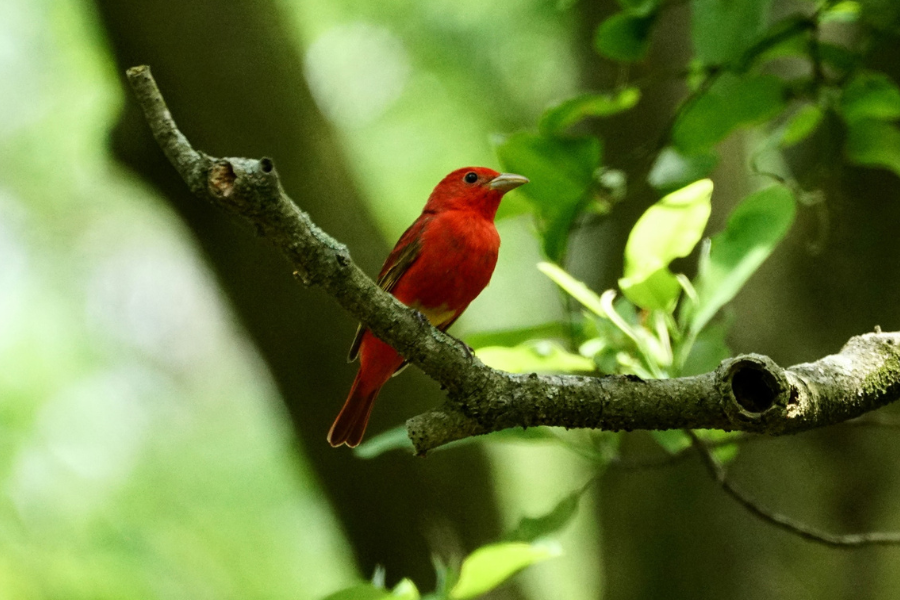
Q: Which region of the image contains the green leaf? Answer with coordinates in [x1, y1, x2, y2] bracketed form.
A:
[505, 492, 581, 543]
[819, 43, 860, 72]
[495, 132, 602, 261]
[673, 74, 786, 153]
[465, 322, 573, 350]
[650, 430, 692, 454]
[619, 267, 682, 314]
[648, 147, 718, 191]
[322, 584, 391, 600]
[538, 264, 665, 373]
[619, 179, 713, 311]
[753, 16, 814, 64]
[839, 71, 900, 122]
[450, 543, 561, 600]
[821, 1, 861, 23]
[691, 0, 773, 65]
[690, 185, 795, 335]
[616, 0, 661, 16]
[354, 425, 414, 459]
[391, 579, 420, 600]
[694, 429, 742, 465]
[539, 88, 641, 134]
[845, 119, 900, 177]
[537, 262, 607, 317]
[476, 341, 596, 374]
[777, 104, 824, 147]
[594, 13, 655, 62]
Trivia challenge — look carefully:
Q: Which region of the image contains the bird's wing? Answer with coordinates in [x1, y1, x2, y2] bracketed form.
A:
[347, 216, 429, 362]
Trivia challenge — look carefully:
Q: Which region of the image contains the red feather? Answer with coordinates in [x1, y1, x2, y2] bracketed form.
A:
[328, 167, 528, 447]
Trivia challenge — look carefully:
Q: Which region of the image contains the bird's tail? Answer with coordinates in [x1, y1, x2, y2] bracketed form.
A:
[327, 371, 382, 448]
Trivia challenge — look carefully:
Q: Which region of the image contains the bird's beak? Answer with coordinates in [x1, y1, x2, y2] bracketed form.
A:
[489, 172, 529, 192]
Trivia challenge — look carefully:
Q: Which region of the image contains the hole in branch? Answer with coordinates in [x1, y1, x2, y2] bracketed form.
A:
[209, 161, 236, 197]
[260, 157, 274, 173]
[731, 366, 778, 414]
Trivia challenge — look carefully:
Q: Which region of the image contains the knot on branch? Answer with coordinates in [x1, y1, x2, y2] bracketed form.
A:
[717, 354, 792, 428]
[209, 160, 236, 198]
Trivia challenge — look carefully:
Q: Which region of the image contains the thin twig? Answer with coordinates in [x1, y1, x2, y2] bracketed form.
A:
[687, 431, 900, 548]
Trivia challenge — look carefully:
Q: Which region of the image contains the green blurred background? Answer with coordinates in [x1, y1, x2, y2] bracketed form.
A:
[2, 0, 900, 598]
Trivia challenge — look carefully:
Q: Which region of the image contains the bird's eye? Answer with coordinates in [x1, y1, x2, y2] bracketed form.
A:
[464, 172, 478, 183]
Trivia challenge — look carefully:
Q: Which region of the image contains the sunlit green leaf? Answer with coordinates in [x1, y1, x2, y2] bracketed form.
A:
[465, 322, 573, 350]
[754, 16, 813, 64]
[391, 579, 420, 600]
[691, 0, 772, 65]
[821, 1, 861, 23]
[476, 341, 596, 374]
[839, 71, 900, 122]
[616, 0, 661, 16]
[689, 185, 795, 335]
[845, 119, 900, 177]
[537, 262, 606, 317]
[648, 147, 718, 191]
[449, 543, 561, 600]
[694, 429, 742, 465]
[354, 425, 414, 458]
[619, 267, 681, 314]
[322, 584, 391, 600]
[539, 88, 641, 134]
[673, 74, 786, 153]
[539, 268, 663, 372]
[650, 430, 692, 454]
[777, 104, 824, 147]
[495, 132, 602, 261]
[594, 12, 655, 62]
[619, 180, 713, 311]
[505, 491, 582, 543]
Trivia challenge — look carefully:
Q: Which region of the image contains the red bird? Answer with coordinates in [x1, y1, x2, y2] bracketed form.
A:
[328, 167, 529, 447]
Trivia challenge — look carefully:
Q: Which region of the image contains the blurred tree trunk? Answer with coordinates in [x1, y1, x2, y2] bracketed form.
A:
[90, 0, 508, 589]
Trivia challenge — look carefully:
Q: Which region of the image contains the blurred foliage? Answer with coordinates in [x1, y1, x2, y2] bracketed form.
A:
[0, 0, 356, 597]
[323, 540, 560, 600]
[5, 0, 900, 597]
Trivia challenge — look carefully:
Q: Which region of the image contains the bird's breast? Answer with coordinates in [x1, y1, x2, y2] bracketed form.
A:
[393, 212, 500, 312]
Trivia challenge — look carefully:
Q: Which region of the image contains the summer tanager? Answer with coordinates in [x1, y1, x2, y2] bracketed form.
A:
[328, 167, 529, 447]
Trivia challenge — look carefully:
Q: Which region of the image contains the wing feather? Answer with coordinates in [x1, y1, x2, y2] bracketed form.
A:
[347, 216, 429, 362]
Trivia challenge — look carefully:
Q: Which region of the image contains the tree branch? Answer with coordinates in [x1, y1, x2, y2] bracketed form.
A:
[126, 65, 900, 456]
[687, 431, 900, 547]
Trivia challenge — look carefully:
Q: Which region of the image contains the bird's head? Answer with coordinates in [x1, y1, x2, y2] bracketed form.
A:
[424, 167, 529, 220]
